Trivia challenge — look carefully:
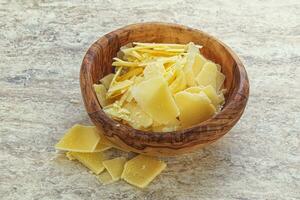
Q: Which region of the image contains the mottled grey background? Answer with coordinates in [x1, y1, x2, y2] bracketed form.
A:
[0, 0, 299, 199]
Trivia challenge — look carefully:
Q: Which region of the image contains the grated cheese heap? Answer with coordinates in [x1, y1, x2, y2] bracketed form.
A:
[94, 42, 226, 131]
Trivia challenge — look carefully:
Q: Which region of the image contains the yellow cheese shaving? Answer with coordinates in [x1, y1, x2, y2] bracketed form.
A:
[93, 127, 113, 152]
[69, 152, 105, 174]
[123, 102, 153, 129]
[55, 124, 100, 152]
[97, 171, 116, 185]
[100, 73, 114, 89]
[93, 84, 109, 107]
[103, 157, 126, 181]
[66, 152, 76, 160]
[131, 76, 179, 125]
[121, 155, 166, 188]
[174, 91, 216, 127]
[196, 62, 218, 89]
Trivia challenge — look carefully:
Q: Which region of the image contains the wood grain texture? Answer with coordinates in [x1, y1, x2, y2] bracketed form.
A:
[80, 22, 249, 156]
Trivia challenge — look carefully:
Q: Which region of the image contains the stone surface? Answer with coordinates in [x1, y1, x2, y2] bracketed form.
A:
[0, 0, 299, 199]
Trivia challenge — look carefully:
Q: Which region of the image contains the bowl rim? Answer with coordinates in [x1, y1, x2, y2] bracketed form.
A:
[80, 22, 249, 145]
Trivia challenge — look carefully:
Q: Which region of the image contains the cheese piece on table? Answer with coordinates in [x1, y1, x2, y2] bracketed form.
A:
[97, 171, 116, 185]
[195, 62, 218, 89]
[93, 127, 113, 152]
[66, 152, 76, 161]
[93, 84, 109, 107]
[174, 91, 216, 127]
[103, 157, 126, 181]
[123, 102, 153, 129]
[100, 73, 114, 89]
[69, 152, 105, 174]
[55, 125, 100, 152]
[131, 76, 179, 125]
[121, 155, 166, 188]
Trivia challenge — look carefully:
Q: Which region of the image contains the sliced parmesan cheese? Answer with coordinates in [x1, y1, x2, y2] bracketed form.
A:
[103, 157, 126, 181]
[69, 152, 105, 174]
[106, 80, 133, 99]
[97, 171, 116, 185]
[93, 84, 109, 107]
[169, 68, 187, 94]
[121, 155, 166, 188]
[123, 102, 153, 129]
[143, 62, 165, 79]
[55, 125, 100, 152]
[195, 62, 218, 89]
[100, 73, 114, 89]
[93, 127, 113, 152]
[66, 152, 76, 160]
[174, 91, 216, 127]
[103, 102, 131, 122]
[131, 76, 179, 125]
[201, 85, 223, 107]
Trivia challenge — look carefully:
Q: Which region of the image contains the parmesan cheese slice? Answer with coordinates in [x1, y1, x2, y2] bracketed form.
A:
[97, 171, 116, 185]
[93, 127, 113, 152]
[131, 76, 179, 125]
[174, 91, 216, 127]
[121, 155, 166, 188]
[103, 157, 126, 181]
[123, 102, 153, 129]
[100, 73, 114, 89]
[195, 62, 218, 89]
[93, 84, 109, 107]
[106, 80, 133, 99]
[55, 125, 100, 152]
[69, 152, 105, 174]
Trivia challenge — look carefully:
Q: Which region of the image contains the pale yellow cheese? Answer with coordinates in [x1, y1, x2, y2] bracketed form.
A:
[143, 62, 165, 79]
[169, 68, 187, 94]
[93, 127, 113, 152]
[103, 157, 126, 181]
[185, 86, 203, 94]
[192, 54, 206, 76]
[55, 124, 100, 152]
[97, 171, 116, 185]
[103, 102, 131, 122]
[100, 73, 114, 89]
[121, 155, 166, 188]
[66, 152, 76, 160]
[201, 85, 223, 107]
[69, 152, 105, 174]
[216, 70, 225, 91]
[195, 62, 218, 89]
[131, 76, 179, 125]
[106, 80, 133, 98]
[123, 102, 153, 129]
[174, 91, 216, 127]
[93, 84, 109, 107]
[117, 68, 143, 81]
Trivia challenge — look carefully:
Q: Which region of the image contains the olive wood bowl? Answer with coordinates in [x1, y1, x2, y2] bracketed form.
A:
[80, 22, 249, 156]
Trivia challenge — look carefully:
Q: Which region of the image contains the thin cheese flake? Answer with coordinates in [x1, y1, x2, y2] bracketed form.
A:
[174, 91, 216, 127]
[97, 171, 116, 185]
[55, 124, 100, 152]
[100, 73, 114, 89]
[69, 152, 105, 174]
[93, 84, 109, 107]
[121, 155, 166, 188]
[103, 157, 126, 181]
[131, 76, 179, 125]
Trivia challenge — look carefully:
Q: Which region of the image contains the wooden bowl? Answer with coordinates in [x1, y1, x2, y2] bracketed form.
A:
[80, 22, 249, 156]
